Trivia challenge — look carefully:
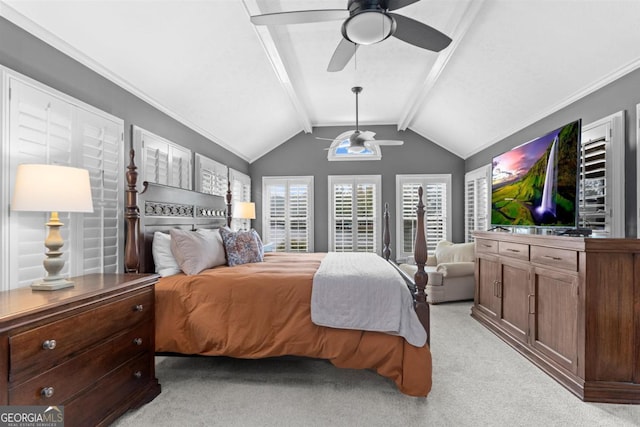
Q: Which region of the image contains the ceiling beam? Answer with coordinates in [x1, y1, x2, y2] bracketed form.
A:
[242, 0, 312, 134]
[397, 0, 485, 131]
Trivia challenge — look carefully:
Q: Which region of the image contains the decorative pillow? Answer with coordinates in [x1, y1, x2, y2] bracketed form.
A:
[152, 231, 181, 277]
[434, 241, 475, 264]
[219, 228, 264, 266]
[169, 229, 226, 275]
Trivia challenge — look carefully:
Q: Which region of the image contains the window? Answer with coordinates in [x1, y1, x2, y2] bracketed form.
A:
[195, 153, 228, 197]
[578, 111, 624, 237]
[329, 175, 381, 253]
[229, 168, 251, 231]
[262, 176, 314, 252]
[396, 174, 451, 262]
[465, 165, 491, 242]
[327, 130, 381, 161]
[133, 126, 192, 190]
[2, 69, 124, 290]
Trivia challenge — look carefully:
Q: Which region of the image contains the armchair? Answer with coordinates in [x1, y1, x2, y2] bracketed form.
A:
[399, 240, 475, 304]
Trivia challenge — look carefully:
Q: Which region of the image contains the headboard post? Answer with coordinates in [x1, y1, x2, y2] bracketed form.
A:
[124, 147, 140, 273]
[383, 203, 391, 261]
[226, 173, 232, 228]
[413, 187, 430, 345]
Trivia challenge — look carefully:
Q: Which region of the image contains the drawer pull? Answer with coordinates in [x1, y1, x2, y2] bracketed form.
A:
[506, 248, 521, 253]
[133, 338, 143, 346]
[543, 255, 562, 261]
[133, 304, 144, 312]
[42, 340, 57, 350]
[133, 370, 143, 379]
[41, 387, 55, 398]
[482, 244, 492, 247]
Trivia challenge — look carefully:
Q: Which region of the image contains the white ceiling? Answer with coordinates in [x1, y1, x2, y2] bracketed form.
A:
[2, 0, 640, 163]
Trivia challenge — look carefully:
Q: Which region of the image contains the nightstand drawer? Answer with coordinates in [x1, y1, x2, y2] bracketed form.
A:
[531, 245, 578, 271]
[9, 321, 152, 405]
[9, 288, 152, 379]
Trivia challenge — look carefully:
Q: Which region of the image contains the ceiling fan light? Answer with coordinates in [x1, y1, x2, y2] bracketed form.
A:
[343, 11, 394, 45]
[347, 145, 366, 154]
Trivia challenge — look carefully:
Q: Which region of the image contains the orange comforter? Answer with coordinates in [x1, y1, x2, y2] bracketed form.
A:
[155, 252, 432, 396]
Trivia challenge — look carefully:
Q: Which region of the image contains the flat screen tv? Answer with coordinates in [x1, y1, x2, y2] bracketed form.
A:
[491, 119, 581, 228]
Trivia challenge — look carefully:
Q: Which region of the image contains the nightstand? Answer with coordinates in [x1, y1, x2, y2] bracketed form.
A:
[0, 273, 161, 426]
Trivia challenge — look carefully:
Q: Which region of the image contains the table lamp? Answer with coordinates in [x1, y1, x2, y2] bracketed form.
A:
[11, 164, 94, 290]
[233, 201, 256, 230]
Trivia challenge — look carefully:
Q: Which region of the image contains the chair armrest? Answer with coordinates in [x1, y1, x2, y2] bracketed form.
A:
[436, 262, 475, 278]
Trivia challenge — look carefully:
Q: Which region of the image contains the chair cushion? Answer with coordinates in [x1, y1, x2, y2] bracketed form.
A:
[436, 262, 475, 278]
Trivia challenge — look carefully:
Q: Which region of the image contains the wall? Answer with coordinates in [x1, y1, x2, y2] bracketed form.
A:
[251, 125, 466, 255]
[465, 67, 640, 237]
[0, 17, 248, 175]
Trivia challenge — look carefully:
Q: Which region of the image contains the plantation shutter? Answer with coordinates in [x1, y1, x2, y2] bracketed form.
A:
[5, 75, 124, 290]
[229, 168, 251, 230]
[578, 112, 624, 237]
[396, 174, 451, 261]
[329, 176, 380, 253]
[78, 109, 123, 274]
[195, 154, 228, 197]
[464, 165, 490, 242]
[135, 126, 192, 190]
[262, 177, 314, 252]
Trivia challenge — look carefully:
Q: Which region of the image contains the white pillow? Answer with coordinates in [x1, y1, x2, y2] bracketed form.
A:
[434, 241, 475, 264]
[152, 231, 181, 277]
[170, 229, 226, 275]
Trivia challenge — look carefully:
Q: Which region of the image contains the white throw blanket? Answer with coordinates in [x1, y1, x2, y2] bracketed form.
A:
[311, 252, 427, 347]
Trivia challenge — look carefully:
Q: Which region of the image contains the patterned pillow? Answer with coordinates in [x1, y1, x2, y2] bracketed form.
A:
[219, 228, 264, 266]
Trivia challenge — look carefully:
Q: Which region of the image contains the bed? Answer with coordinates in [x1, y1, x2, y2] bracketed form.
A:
[122, 148, 433, 397]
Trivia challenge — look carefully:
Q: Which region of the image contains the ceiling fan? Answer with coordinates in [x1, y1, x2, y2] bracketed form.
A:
[317, 86, 404, 153]
[250, 0, 452, 72]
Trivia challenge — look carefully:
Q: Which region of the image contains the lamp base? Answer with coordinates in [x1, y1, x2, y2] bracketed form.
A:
[31, 278, 74, 291]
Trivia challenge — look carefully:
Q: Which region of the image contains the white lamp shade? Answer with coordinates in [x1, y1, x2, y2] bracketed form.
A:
[233, 201, 256, 220]
[11, 164, 94, 213]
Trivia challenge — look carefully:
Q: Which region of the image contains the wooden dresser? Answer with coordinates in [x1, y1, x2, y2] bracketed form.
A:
[471, 231, 640, 403]
[0, 274, 161, 426]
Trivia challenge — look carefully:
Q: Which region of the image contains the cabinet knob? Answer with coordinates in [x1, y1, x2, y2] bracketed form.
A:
[133, 338, 143, 346]
[42, 340, 57, 350]
[133, 370, 143, 379]
[133, 304, 144, 312]
[41, 387, 55, 398]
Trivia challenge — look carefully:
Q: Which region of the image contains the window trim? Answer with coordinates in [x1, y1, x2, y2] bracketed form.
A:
[395, 174, 452, 262]
[328, 175, 382, 253]
[262, 176, 315, 252]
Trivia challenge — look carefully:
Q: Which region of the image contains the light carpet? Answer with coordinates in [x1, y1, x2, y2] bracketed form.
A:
[113, 302, 640, 427]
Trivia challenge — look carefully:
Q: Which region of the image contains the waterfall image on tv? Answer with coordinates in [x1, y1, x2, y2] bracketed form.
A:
[491, 120, 580, 227]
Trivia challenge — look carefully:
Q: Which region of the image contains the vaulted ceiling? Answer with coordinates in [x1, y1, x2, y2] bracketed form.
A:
[2, 0, 640, 163]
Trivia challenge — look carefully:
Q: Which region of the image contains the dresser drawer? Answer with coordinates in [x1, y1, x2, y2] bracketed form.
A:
[9, 320, 152, 405]
[476, 239, 498, 254]
[498, 241, 529, 261]
[62, 352, 153, 427]
[9, 288, 152, 380]
[530, 245, 578, 271]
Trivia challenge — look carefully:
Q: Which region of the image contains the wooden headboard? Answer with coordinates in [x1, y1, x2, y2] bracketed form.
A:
[124, 148, 230, 274]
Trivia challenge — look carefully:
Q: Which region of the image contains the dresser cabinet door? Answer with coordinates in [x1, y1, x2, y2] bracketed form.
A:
[498, 258, 531, 344]
[531, 267, 579, 374]
[475, 254, 501, 320]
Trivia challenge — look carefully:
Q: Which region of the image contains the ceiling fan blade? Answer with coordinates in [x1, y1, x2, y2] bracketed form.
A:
[315, 136, 337, 141]
[372, 140, 404, 146]
[251, 9, 348, 26]
[360, 131, 376, 140]
[387, 0, 422, 11]
[327, 38, 359, 72]
[389, 13, 452, 52]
